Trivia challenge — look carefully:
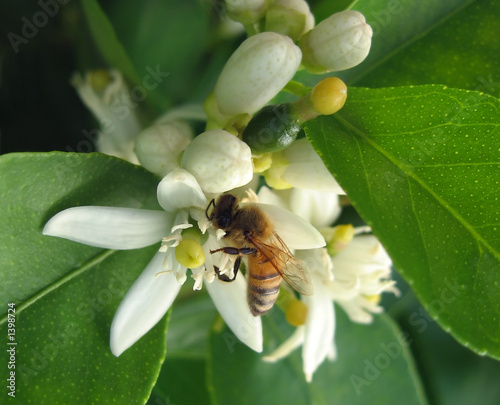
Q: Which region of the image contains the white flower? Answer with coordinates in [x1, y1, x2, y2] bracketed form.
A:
[43, 168, 263, 355]
[299, 10, 373, 74]
[180, 129, 253, 193]
[264, 224, 398, 382]
[326, 233, 399, 323]
[265, 138, 345, 193]
[257, 186, 341, 229]
[71, 70, 141, 163]
[213, 32, 302, 116]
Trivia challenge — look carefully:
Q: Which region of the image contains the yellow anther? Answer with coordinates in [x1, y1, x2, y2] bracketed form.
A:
[89, 70, 113, 92]
[263, 151, 292, 189]
[285, 299, 308, 327]
[310, 77, 347, 115]
[365, 294, 381, 305]
[175, 239, 205, 268]
[253, 153, 273, 173]
[322, 224, 354, 256]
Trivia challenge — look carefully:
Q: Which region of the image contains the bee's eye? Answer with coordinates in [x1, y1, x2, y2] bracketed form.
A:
[218, 215, 232, 229]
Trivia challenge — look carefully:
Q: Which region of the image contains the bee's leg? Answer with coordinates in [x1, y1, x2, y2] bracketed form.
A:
[214, 265, 236, 282]
[210, 247, 257, 255]
[211, 247, 257, 282]
[210, 247, 241, 255]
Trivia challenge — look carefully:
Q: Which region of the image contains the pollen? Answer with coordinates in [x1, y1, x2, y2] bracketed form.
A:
[310, 77, 347, 116]
[285, 299, 308, 327]
[365, 294, 381, 305]
[175, 239, 206, 269]
[325, 224, 354, 255]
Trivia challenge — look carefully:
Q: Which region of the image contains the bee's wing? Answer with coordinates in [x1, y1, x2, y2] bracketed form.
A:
[247, 232, 314, 296]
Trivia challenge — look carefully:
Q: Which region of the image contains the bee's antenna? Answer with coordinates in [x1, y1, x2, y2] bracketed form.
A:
[206, 198, 216, 220]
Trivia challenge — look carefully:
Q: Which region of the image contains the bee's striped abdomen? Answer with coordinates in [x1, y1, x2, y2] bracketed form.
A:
[247, 257, 282, 316]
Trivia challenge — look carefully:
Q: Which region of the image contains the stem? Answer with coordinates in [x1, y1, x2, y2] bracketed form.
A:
[283, 80, 310, 97]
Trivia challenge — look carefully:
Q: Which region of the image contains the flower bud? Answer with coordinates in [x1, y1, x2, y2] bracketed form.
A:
[180, 129, 253, 193]
[299, 10, 372, 74]
[309, 77, 347, 115]
[242, 103, 301, 154]
[135, 121, 193, 177]
[214, 32, 302, 116]
[225, 0, 268, 25]
[265, 0, 315, 41]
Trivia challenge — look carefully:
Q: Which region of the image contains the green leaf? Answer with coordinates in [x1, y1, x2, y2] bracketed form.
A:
[166, 292, 217, 358]
[151, 293, 216, 405]
[150, 358, 211, 405]
[358, 0, 500, 97]
[392, 290, 500, 405]
[0, 152, 167, 403]
[305, 85, 500, 359]
[80, 0, 141, 86]
[208, 309, 426, 404]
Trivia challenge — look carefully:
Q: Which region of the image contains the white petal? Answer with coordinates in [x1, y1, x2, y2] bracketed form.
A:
[333, 235, 392, 276]
[205, 273, 263, 352]
[157, 168, 207, 212]
[336, 299, 374, 324]
[289, 189, 341, 229]
[283, 138, 345, 193]
[302, 281, 335, 382]
[262, 326, 305, 362]
[110, 251, 182, 356]
[295, 248, 334, 282]
[256, 203, 325, 249]
[43, 206, 172, 249]
[257, 186, 342, 229]
[256, 186, 290, 209]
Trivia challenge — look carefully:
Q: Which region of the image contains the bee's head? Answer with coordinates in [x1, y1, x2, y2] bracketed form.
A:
[206, 194, 238, 230]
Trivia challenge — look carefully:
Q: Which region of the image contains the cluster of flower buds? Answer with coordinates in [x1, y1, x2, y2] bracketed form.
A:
[206, 5, 372, 155]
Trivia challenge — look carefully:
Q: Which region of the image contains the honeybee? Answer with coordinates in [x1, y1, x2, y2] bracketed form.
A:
[206, 193, 313, 316]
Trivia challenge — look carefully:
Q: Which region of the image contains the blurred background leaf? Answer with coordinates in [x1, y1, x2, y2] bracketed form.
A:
[208, 307, 426, 405]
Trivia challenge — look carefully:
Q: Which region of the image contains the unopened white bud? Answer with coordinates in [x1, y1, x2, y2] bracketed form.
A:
[265, 0, 314, 41]
[214, 32, 302, 116]
[299, 10, 372, 73]
[180, 129, 253, 193]
[135, 121, 193, 177]
[225, 0, 268, 24]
